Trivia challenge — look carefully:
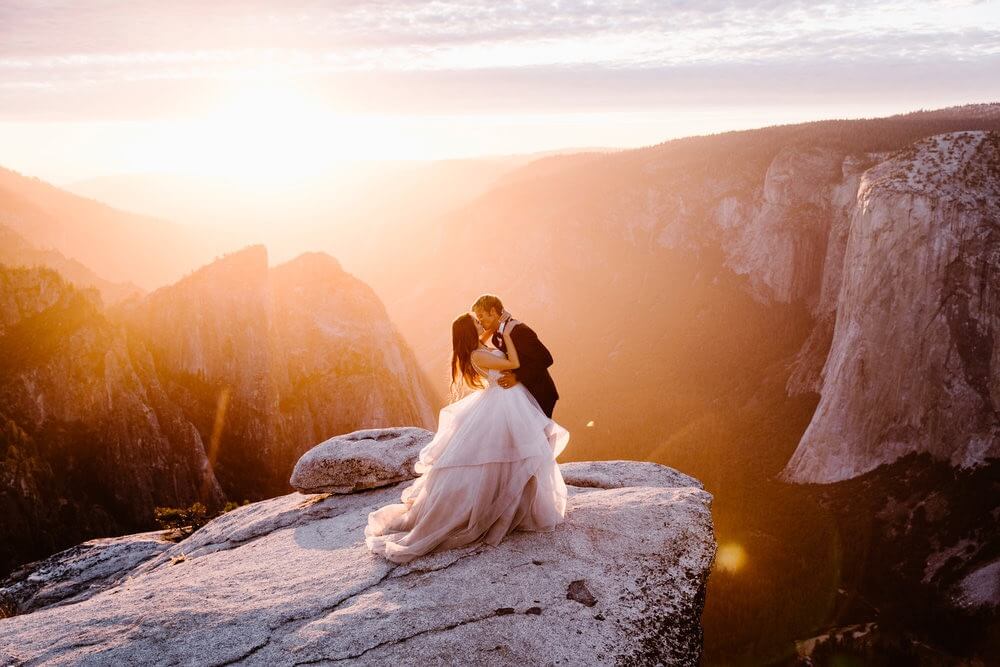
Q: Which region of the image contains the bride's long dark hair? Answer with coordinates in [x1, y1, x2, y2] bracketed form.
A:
[451, 312, 485, 398]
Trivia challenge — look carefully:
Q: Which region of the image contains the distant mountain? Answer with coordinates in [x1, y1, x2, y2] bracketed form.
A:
[60, 149, 618, 228]
[0, 245, 436, 576]
[0, 223, 143, 306]
[60, 152, 600, 276]
[6, 149, 577, 296]
[0, 165, 217, 290]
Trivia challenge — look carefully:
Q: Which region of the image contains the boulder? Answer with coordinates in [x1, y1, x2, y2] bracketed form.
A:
[289, 427, 434, 494]
[0, 437, 716, 666]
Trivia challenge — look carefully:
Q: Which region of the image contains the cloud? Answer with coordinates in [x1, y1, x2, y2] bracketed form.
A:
[3, 55, 999, 123]
[1, 0, 995, 57]
[0, 0, 996, 120]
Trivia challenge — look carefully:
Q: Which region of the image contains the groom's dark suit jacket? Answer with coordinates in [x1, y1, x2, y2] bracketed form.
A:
[493, 321, 559, 418]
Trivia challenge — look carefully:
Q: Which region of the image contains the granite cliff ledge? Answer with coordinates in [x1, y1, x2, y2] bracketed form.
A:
[0, 427, 716, 666]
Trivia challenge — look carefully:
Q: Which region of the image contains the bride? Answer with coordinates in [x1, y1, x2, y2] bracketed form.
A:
[364, 311, 569, 563]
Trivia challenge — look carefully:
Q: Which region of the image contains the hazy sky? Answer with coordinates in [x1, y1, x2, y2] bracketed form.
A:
[1, 0, 998, 184]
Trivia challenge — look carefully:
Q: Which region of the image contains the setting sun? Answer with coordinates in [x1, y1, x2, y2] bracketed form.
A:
[115, 77, 344, 185]
[112, 75, 476, 187]
[199, 78, 333, 184]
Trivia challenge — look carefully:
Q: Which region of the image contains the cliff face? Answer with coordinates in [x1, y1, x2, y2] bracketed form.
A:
[713, 145, 845, 308]
[0, 265, 224, 575]
[269, 252, 437, 438]
[119, 245, 437, 500]
[693, 131, 1000, 483]
[0, 439, 716, 667]
[779, 132, 1000, 482]
[708, 130, 1000, 483]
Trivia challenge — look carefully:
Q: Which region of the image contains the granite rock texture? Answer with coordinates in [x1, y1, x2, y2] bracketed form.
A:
[0, 440, 716, 667]
[780, 132, 1000, 482]
[289, 427, 433, 494]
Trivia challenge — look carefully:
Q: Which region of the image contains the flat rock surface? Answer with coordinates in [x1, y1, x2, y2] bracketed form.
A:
[0, 459, 716, 666]
[289, 427, 434, 494]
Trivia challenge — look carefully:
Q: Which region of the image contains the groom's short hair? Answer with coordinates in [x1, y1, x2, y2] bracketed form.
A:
[472, 294, 504, 315]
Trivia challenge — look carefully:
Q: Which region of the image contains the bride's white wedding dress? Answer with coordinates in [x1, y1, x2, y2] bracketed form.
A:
[365, 346, 569, 563]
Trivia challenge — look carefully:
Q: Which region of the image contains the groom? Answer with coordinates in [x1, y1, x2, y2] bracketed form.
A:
[471, 294, 559, 418]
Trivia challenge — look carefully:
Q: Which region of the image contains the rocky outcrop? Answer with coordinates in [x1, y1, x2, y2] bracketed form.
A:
[0, 435, 716, 666]
[559, 459, 704, 490]
[779, 131, 1000, 482]
[290, 427, 433, 494]
[953, 559, 1000, 609]
[117, 244, 438, 500]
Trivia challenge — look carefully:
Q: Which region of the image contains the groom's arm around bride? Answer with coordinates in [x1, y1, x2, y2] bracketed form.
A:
[500, 321, 559, 418]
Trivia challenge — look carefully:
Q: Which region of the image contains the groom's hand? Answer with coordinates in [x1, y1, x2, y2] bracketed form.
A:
[498, 371, 518, 389]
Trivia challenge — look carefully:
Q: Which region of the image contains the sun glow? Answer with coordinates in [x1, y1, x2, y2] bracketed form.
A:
[195, 79, 334, 185]
[114, 76, 426, 187]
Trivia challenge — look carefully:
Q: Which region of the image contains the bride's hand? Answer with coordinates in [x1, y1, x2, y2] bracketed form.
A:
[500, 319, 521, 371]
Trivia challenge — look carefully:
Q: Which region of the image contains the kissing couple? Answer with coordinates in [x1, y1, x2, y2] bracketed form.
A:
[365, 294, 570, 563]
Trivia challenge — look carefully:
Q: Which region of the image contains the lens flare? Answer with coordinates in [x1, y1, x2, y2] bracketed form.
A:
[716, 542, 747, 573]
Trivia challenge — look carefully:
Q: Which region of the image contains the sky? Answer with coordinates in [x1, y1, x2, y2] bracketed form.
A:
[1, 0, 998, 185]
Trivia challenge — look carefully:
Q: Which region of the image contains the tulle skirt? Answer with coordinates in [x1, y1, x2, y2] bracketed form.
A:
[364, 383, 569, 563]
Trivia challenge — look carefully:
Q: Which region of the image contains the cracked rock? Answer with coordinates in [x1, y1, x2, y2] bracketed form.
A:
[0, 433, 715, 667]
